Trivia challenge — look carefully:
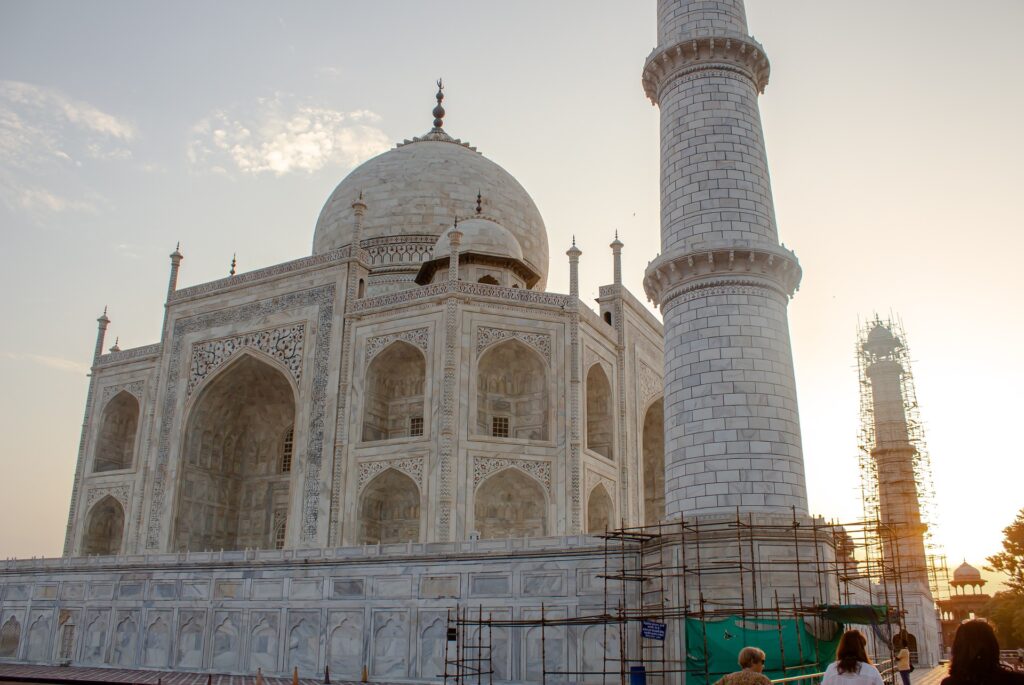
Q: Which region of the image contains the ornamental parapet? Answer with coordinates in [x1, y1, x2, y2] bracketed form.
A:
[642, 31, 770, 104]
[643, 241, 800, 307]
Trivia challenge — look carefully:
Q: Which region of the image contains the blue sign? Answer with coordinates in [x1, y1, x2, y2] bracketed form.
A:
[641, 620, 666, 641]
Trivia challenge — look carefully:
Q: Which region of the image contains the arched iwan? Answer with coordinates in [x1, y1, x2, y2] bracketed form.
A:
[587, 483, 614, 534]
[362, 341, 426, 442]
[359, 469, 420, 544]
[172, 353, 295, 552]
[94, 391, 139, 472]
[643, 398, 665, 526]
[586, 364, 613, 459]
[474, 467, 547, 539]
[476, 339, 548, 441]
[81, 495, 125, 555]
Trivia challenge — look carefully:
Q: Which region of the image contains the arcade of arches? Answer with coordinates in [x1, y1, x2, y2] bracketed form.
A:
[476, 340, 549, 441]
[643, 398, 665, 526]
[359, 469, 420, 544]
[362, 341, 426, 442]
[585, 364, 613, 459]
[475, 468, 547, 539]
[172, 354, 295, 552]
[94, 391, 139, 472]
[82, 496, 124, 555]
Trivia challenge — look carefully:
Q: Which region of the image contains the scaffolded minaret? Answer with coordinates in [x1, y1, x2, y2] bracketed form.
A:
[642, 0, 806, 518]
[856, 317, 944, 665]
[859, 320, 930, 583]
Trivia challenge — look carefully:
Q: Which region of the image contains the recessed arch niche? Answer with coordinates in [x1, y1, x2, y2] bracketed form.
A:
[476, 339, 548, 441]
[474, 468, 547, 539]
[172, 353, 295, 552]
[585, 364, 613, 459]
[94, 391, 139, 472]
[359, 469, 420, 544]
[362, 341, 426, 442]
[81, 495, 125, 555]
[643, 398, 665, 526]
[587, 484, 614, 533]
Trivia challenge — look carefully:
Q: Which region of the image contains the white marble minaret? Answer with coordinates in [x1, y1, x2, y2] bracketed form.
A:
[642, 0, 807, 518]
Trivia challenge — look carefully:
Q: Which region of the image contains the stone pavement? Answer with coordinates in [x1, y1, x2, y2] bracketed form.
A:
[911, 665, 948, 685]
[0, 664, 363, 685]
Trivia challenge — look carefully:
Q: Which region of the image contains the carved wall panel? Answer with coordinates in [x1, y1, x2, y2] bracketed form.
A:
[476, 326, 551, 365]
[187, 324, 304, 396]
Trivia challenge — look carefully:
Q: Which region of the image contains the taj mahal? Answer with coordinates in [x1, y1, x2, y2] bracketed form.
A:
[0, 1, 943, 682]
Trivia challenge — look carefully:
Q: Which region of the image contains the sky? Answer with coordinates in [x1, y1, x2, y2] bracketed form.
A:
[0, 1, 1021, 586]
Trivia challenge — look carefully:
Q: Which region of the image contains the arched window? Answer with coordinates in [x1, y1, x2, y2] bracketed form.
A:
[585, 364, 613, 459]
[478, 275, 499, 285]
[359, 469, 420, 544]
[82, 495, 125, 555]
[362, 341, 426, 442]
[474, 468, 547, 539]
[0, 617, 21, 658]
[357, 278, 366, 299]
[280, 428, 294, 473]
[587, 484, 614, 533]
[476, 339, 548, 441]
[603, 311, 612, 326]
[643, 398, 665, 526]
[273, 510, 287, 550]
[94, 391, 139, 472]
[173, 354, 295, 552]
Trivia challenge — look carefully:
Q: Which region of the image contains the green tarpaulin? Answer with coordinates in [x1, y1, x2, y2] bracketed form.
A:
[685, 616, 841, 685]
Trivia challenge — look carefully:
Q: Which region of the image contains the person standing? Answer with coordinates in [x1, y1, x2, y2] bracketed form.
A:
[896, 646, 912, 685]
[821, 630, 884, 685]
[941, 620, 1024, 684]
[713, 646, 771, 685]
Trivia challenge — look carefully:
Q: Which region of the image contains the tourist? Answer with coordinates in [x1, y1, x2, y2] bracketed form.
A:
[712, 646, 770, 685]
[941, 619, 1024, 684]
[821, 630, 884, 685]
[896, 645, 912, 685]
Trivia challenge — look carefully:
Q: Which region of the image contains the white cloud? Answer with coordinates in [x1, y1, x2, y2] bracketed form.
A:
[3, 352, 89, 375]
[188, 95, 389, 176]
[0, 81, 136, 216]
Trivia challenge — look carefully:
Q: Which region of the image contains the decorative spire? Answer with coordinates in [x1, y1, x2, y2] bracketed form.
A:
[567, 236, 582, 298]
[432, 78, 445, 130]
[475, 190, 482, 215]
[98, 305, 109, 324]
[610, 232, 623, 286]
[109, 337, 121, 353]
[229, 253, 237, 277]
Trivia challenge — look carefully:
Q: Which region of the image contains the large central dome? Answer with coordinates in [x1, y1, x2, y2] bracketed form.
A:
[312, 131, 549, 289]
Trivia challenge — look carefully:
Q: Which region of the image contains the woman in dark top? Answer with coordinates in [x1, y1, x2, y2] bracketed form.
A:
[942, 620, 1024, 685]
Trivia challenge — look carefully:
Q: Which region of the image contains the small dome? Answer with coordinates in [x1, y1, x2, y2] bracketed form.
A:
[434, 218, 524, 262]
[953, 561, 983, 583]
[864, 323, 900, 357]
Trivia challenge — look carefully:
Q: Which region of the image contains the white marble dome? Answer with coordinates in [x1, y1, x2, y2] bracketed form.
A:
[312, 134, 549, 289]
[434, 217, 524, 261]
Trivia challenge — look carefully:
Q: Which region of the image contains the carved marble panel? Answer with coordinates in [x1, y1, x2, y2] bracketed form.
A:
[211, 611, 241, 671]
[286, 611, 320, 676]
[371, 610, 409, 679]
[476, 326, 552, 364]
[327, 611, 363, 679]
[111, 612, 138, 667]
[249, 611, 279, 672]
[100, 381, 145, 406]
[175, 610, 205, 668]
[472, 456, 551, 493]
[357, 456, 425, 491]
[187, 324, 304, 396]
[365, 327, 429, 362]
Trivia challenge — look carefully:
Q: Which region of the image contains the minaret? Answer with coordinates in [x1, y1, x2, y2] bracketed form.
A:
[860, 321, 929, 582]
[567, 237, 582, 298]
[642, 0, 806, 517]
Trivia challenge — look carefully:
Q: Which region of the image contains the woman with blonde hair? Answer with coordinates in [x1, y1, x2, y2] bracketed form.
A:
[821, 629, 883, 684]
[713, 646, 770, 685]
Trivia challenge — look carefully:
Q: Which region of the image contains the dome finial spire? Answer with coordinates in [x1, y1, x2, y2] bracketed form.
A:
[432, 78, 445, 130]
[475, 190, 482, 215]
[229, 253, 237, 277]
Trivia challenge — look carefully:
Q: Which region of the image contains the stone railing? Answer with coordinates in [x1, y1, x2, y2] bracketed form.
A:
[95, 343, 162, 366]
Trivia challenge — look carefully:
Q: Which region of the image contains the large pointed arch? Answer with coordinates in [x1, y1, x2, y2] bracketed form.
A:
[642, 397, 665, 526]
[585, 364, 613, 459]
[474, 467, 547, 539]
[359, 468, 420, 544]
[476, 339, 549, 441]
[81, 495, 125, 555]
[362, 341, 426, 442]
[173, 352, 295, 552]
[94, 391, 139, 472]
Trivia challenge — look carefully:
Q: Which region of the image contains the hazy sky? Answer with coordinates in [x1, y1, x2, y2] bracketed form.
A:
[1, 1, 1021, 582]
